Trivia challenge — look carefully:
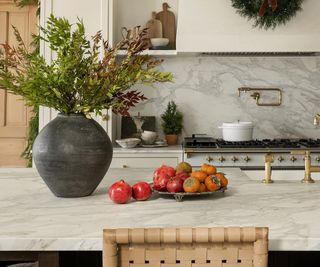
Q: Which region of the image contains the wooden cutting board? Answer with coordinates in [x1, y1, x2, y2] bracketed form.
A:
[146, 12, 163, 39]
[156, 2, 176, 49]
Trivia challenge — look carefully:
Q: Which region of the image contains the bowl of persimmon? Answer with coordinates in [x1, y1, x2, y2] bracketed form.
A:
[152, 162, 228, 201]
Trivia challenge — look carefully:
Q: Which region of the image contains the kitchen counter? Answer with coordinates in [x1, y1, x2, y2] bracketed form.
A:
[1, 168, 320, 251]
[113, 145, 183, 154]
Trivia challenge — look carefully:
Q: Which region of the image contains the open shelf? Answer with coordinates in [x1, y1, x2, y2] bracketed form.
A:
[116, 49, 178, 56]
[109, 0, 178, 55]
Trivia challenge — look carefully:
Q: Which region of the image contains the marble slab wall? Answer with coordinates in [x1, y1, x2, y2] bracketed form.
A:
[126, 56, 320, 139]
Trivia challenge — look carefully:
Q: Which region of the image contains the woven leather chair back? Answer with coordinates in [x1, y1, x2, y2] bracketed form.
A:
[103, 227, 268, 267]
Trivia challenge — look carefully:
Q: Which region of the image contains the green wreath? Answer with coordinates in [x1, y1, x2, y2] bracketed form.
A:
[231, 0, 304, 29]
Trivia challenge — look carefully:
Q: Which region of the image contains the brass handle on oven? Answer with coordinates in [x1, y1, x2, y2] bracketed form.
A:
[290, 151, 307, 156]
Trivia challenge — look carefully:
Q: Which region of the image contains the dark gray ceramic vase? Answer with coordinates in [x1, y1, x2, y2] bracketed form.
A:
[33, 113, 113, 198]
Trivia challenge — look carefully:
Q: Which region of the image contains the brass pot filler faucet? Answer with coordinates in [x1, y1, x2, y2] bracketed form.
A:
[238, 87, 282, 106]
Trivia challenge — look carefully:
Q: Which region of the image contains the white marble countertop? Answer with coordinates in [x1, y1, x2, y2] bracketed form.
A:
[113, 145, 183, 154]
[1, 168, 320, 251]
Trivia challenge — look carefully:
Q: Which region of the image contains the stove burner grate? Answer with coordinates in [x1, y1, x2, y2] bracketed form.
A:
[183, 136, 320, 150]
[216, 139, 301, 149]
[298, 139, 320, 148]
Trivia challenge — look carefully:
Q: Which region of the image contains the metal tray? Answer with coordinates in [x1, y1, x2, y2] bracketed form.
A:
[154, 187, 227, 202]
[141, 144, 168, 148]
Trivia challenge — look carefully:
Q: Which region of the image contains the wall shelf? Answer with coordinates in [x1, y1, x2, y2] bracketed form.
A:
[116, 49, 178, 56]
[109, 0, 178, 52]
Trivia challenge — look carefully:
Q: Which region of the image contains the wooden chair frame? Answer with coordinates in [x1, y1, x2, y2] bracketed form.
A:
[103, 227, 268, 267]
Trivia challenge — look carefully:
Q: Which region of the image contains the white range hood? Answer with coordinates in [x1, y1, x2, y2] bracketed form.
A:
[177, 0, 320, 53]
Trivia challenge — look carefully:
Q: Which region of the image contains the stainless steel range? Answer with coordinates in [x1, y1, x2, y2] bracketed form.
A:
[183, 135, 320, 170]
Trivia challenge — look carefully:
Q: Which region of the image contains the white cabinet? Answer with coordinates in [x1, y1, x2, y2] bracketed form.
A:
[111, 154, 180, 169]
[111, 147, 183, 168]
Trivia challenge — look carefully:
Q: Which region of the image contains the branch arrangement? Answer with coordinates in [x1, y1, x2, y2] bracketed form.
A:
[0, 15, 173, 117]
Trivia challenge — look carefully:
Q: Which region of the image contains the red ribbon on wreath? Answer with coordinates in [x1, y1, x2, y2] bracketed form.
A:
[258, 0, 278, 17]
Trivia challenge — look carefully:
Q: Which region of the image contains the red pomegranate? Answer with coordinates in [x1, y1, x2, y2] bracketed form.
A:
[153, 173, 170, 191]
[153, 165, 176, 179]
[174, 172, 190, 181]
[166, 177, 184, 193]
[132, 181, 152, 201]
[108, 180, 132, 204]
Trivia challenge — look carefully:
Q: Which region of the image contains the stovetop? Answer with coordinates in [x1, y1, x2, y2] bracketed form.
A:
[184, 135, 320, 150]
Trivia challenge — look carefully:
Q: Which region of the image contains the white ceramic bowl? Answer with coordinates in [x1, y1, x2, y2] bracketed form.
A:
[141, 131, 157, 145]
[116, 138, 140, 148]
[150, 38, 169, 48]
[218, 122, 254, 142]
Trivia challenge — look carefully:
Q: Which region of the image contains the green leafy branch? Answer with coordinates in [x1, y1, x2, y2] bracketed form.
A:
[14, 0, 40, 15]
[13, 0, 39, 166]
[0, 15, 173, 118]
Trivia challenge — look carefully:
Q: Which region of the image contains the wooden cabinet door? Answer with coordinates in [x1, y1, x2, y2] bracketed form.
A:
[0, 1, 37, 167]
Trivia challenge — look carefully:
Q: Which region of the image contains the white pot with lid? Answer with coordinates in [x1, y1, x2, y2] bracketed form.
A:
[218, 122, 254, 142]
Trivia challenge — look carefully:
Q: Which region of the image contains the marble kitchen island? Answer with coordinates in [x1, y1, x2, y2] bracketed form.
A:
[1, 167, 320, 253]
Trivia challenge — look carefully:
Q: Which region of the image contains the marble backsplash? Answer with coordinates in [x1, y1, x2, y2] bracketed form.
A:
[123, 55, 320, 139]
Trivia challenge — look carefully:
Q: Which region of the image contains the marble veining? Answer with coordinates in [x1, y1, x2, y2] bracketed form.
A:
[1, 168, 320, 251]
[127, 56, 320, 139]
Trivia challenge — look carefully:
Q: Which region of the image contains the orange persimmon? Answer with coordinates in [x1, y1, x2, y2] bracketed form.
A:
[198, 183, 206, 193]
[191, 171, 208, 182]
[183, 177, 201, 193]
[201, 164, 217, 175]
[215, 172, 228, 188]
[205, 175, 221, 192]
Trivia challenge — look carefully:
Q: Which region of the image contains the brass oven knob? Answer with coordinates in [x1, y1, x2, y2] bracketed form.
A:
[218, 156, 225, 163]
[316, 156, 320, 162]
[206, 155, 213, 163]
[278, 156, 284, 162]
[244, 156, 251, 162]
[231, 156, 238, 162]
[290, 156, 297, 162]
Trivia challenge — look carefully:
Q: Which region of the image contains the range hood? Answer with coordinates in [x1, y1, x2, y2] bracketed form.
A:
[177, 0, 320, 54]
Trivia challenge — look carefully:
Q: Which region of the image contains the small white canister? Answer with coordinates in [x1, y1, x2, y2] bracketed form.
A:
[218, 122, 254, 142]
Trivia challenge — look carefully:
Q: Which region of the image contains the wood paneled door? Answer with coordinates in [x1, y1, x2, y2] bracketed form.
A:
[0, 0, 37, 167]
